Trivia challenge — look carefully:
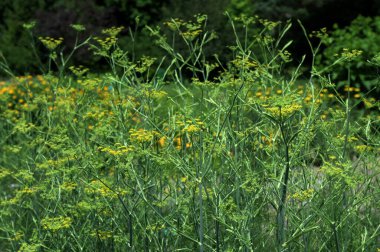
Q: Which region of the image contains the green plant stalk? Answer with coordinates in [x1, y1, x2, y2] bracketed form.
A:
[26, 29, 46, 74]
[277, 110, 291, 250]
[196, 131, 205, 252]
[198, 178, 204, 252]
[339, 65, 351, 251]
[215, 194, 220, 252]
[0, 52, 15, 77]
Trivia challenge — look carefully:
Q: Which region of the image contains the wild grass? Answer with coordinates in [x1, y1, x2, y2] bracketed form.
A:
[0, 14, 379, 251]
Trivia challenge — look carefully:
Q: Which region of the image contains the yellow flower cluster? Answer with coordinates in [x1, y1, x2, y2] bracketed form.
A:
[94, 36, 118, 51]
[70, 23, 86, 32]
[259, 18, 280, 30]
[279, 50, 292, 62]
[10, 231, 23, 241]
[363, 97, 378, 109]
[320, 161, 355, 187]
[233, 14, 258, 26]
[182, 124, 201, 133]
[192, 78, 215, 88]
[41, 216, 72, 231]
[60, 182, 77, 192]
[2, 186, 38, 206]
[136, 56, 157, 73]
[231, 55, 258, 69]
[289, 188, 315, 202]
[265, 104, 302, 118]
[38, 36, 64, 50]
[19, 187, 37, 194]
[78, 77, 102, 90]
[354, 144, 379, 154]
[129, 128, 158, 143]
[180, 29, 202, 41]
[90, 230, 113, 240]
[164, 14, 205, 41]
[85, 180, 127, 199]
[158, 136, 192, 150]
[18, 242, 40, 252]
[176, 118, 205, 133]
[143, 89, 167, 99]
[36, 158, 68, 170]
[309, 27, 328, 39]
[157, 136, 167, 148]
[0, 168, 11, 179]
[101, 26, 124, 37]
[146, 223, 165, 232]
[338, 48, 363, 61]
[91, 26, 124, 52]
[98, 143, 134, 156]
[164, 18, 183, 31]
[335, 134, 358, 143]
[69, 65, 89, 77]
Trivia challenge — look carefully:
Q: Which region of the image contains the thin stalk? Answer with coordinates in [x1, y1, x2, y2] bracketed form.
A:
[197, 131, 205, 252]
[215, 195, 220, 252]
[198, 179, 204, 252]
[277, 110, 291, 250]
[340, 65, 351, 251]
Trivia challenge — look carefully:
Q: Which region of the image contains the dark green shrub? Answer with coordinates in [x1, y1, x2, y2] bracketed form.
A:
[317, 15, 380, 92]
[0, 0, 170, 77]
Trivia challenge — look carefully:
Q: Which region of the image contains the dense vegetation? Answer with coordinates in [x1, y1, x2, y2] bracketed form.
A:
[2, 0, 380, 75]
[0, 8, 379, 252]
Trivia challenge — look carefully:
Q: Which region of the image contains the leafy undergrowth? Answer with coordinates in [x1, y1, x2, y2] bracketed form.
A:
[0, 14, 379, 251]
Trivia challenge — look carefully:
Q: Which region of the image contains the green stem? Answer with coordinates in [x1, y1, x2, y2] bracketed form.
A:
[277, 115, 291, 250]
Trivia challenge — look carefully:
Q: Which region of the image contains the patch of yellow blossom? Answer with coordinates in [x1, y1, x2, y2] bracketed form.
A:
[180, 29, 202, 41]
[176, 118, 205, 133]
[102, 26, 124, 37]
[90, 230, 113, 240]
[363, 97, 378, 109]
[233, 14, 258, 26]
[0, 168, 11, 180]
[78, 77, 102, 90]
[18, 242, 40, 252]
[259, 18, 280, 30]
[69, 65, 89, 77]
[354, 144, 374, 154]
[92, 26, 124, 52]
[157, 136, 167, 148]
[164, 14, 206, 41]
[289, 188, 315, 202]
[10, 231, 24, 241]
[129, 128, 159, 143]
[231, 55, 258, 69]
[340, 48, 363, 60]
[136, 56, 157, 73]
[265, 104, 303, 118]
[143, 89, 167, 99]
[146, 223, 165, 232]
[41, 216, 72, 231]
[98, 143, 134, 156]
[320, 161, 356, 187]
[191, 77, 216, 88]
[335, 134, 358, 143]
[85, 180, 127, 199]
[2, 186, 39, 205]
[38, 36, 64, 50]
[164, 18, 184, 31]
[172, 136, 192, 150]
[309, 27, 328, 39]
[60, 182, 77, 192]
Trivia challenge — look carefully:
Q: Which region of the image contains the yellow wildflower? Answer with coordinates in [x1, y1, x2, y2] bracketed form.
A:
[41, 216, 72, 231]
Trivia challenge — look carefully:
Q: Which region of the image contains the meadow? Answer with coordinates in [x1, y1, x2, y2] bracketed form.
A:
[0, 14, 379, 251]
